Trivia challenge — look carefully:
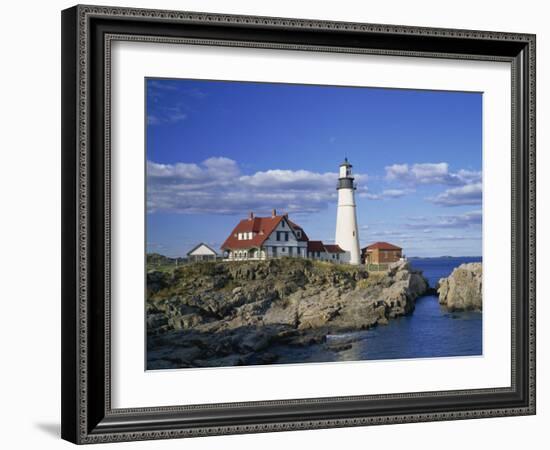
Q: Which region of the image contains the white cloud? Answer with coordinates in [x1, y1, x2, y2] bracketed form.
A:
[147, 158, 368, 215]
[410, 162, 449, 183]
[407, 210, 482, 229]
[361, 188, 411, 200]
[385, 163, 409, 181]
[203, 157, 241, 178]
[454, 169, 482, 185]
[240, 169, 338, 191]
[385, 162, 481, 186]
[147, 161, 202, 179]
[429, 182, 482, 206]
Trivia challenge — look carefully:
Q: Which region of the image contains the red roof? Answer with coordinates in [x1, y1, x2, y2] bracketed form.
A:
[364, 241, 402, 251]
[324, 244, 345, 253]
[307, 241, 345, 253]
[221, 214, 307, 250]
[307, 240, 325, 252]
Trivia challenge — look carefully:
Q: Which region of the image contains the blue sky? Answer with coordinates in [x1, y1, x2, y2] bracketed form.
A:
[146, 78, 482, 257]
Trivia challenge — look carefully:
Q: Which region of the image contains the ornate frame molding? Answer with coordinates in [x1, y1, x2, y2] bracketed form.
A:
[61, 5, 536, 444]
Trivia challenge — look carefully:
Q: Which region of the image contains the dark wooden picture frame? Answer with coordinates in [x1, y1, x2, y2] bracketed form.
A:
[61, 4, 536, 444]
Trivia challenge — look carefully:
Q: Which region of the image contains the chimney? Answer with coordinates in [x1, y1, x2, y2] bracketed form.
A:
[248, 211, 254, 221]
[271, 209, 277, 218]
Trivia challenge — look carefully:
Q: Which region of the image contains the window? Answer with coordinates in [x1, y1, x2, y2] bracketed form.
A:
[285, 232, 289, 241]
[282, 247, 286, 252]
[276, 231, 281, 241]
[296, 230, 301, 238]
[281, 221, 285, 228]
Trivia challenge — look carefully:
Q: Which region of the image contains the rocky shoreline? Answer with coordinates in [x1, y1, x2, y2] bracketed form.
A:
[147, 258, 429, 369]
[437, 262, 482, 311]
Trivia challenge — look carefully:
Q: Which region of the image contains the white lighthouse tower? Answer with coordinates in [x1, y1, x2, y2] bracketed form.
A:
[335, 158, 361, 265]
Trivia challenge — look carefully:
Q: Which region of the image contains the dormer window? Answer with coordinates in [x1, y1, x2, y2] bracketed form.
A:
[296, 230, 301, 238]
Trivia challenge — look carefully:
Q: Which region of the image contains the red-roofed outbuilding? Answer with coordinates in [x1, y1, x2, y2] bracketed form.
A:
[362, 242, 403, 265]
[306, 241, 346, 263]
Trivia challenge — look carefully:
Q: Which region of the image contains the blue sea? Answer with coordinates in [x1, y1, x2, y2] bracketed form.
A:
[275, 256, 482, 363]
[356, 257, 483, 360]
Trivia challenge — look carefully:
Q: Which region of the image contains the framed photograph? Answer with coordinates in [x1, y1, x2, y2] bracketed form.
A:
[61, 5, 536, 444]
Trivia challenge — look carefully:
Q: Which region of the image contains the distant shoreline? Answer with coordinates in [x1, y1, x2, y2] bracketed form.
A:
[408, 256, 482, 260]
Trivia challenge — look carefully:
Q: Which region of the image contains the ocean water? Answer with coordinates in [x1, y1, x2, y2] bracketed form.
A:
[275, 257, 483, 364]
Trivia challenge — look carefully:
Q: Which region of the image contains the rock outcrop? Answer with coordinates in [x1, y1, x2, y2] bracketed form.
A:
[146, 258, 429, 369]
[437, 263, 482, 311]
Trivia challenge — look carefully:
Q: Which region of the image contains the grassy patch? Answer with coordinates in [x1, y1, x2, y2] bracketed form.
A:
[147, 264, 178, 274]
[310, 259, 365, 274]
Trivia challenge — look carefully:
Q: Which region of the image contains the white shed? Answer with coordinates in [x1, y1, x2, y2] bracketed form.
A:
[187, 243, 218, 262]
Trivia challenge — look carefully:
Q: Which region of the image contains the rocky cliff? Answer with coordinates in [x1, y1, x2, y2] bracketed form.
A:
[437, 262, 482, 311]
[147, 258, 428, 369]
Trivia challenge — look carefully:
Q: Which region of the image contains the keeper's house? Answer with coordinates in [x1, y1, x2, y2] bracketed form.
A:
[362, 242, 402, 265]
[221, 210, 309, 261]
[187, 243, 219, 262]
